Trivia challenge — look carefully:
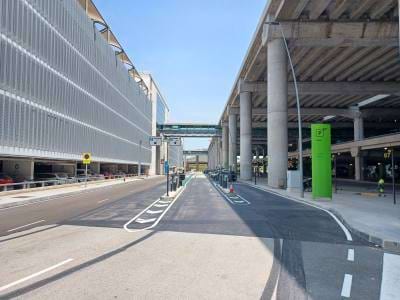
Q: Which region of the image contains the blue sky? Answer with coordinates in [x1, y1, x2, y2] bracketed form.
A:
[93, 0, 265, 149]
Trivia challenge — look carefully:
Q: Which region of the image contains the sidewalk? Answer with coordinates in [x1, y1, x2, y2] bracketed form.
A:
[0, 176, 160, 209]
[239, 177, 400, 253]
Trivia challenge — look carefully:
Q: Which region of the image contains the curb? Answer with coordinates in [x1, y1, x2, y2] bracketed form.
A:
[238, 180, 400, 254]
[0, 177, 154, 210]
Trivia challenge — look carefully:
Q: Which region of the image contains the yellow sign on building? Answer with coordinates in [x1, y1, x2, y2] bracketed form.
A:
[82, 153, 91, 164]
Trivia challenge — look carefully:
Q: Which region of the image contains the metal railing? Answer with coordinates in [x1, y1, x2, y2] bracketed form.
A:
[0, 174, 143, 192]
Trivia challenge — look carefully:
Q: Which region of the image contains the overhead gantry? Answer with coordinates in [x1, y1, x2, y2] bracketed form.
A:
[212, 0, 400, 187]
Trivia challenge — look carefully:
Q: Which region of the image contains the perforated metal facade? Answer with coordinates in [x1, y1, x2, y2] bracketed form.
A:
[0, 0, 151, 164]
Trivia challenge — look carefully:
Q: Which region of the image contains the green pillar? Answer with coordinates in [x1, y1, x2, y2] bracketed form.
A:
[312, 124, 332, 199]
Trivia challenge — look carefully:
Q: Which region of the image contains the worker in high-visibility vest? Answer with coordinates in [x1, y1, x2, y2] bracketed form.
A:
[378, 178, 385, 196]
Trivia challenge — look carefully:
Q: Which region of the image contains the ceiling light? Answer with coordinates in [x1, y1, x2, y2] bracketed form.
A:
[357, 95, 390, 107]
[323, 115, 336, 121]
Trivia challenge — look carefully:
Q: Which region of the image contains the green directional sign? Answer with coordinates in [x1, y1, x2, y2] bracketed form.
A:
[311, 124, 332, 199]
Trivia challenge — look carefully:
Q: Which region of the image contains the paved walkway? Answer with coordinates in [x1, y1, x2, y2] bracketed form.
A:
[239, 177, 400, 253]
[0, 176, 160, 209]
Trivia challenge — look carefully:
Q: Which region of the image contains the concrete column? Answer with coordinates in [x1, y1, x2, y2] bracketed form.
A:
[240, 91, 252, 180]
[354, 116, 364, 180]
[267, 39, 288, 189]
[354, 116, 364, 141]
[228, 113, 237, 171]
[222, 125, 229, 169]
[218, 138, 222, 167]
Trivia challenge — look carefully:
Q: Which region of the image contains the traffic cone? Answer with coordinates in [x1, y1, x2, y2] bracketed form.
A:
[229, 184, 234, 194]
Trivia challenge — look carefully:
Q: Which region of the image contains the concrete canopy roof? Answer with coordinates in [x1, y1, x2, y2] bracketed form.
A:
[219, 0, 400, 127]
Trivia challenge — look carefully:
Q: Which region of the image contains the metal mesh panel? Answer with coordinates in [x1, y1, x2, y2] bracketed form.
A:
[0, 0, 152, 164]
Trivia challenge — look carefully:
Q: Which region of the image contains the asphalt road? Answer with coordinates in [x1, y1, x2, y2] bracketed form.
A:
[0, 176, 166, 236]
[0, 174, 394, 299]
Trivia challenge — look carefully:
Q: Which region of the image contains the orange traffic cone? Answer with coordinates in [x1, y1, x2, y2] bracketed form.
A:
[229, 184, 234, 194]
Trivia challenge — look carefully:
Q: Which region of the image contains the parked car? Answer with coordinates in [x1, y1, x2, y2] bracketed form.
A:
[34, 173, 63, 185]
[90, 173, 105, 181]
[0, 173, 14, 186]
[76, 169, 93, 182]
[103, 172, 114, 179]
[10, 175, 34, 189]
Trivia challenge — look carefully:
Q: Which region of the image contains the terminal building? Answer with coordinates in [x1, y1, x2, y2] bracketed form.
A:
[140, 73, 183, 175]
[208, 0, 400, 187]
[0, 0, 172, 181]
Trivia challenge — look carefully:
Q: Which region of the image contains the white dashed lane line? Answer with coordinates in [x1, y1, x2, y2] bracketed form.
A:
[98, 198, 109, 203]
[347, 249, 354, 262]
[7, 220, 46, 232]
[0, 258, 74, 293]
[380, 253, 400, 300]
[341, 274, 353, 298]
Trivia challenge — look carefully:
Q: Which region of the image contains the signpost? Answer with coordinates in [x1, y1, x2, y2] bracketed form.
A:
[169, 137, 181, 146]
[311, 124, 332, 199]
[149, 136, 162, 146]
[82, 153, 91, 188]
[149, 136, 181, 196]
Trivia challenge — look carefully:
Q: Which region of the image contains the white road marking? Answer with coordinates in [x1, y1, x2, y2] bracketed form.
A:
[7, 220, 46, 232]
[158, 200, 171, 204]
[341, 274, 352, 298]
[146, 209, 163, 214]
[241, 183, 352, 241]
[212, 183, 251, 206]
[98, 198, 109, 203]
[154, 203, 169, 208]
[123, 174, 194, 233]
[236, 193, 251, 205]
[380, 253, 400, 300]
[136, 218, 157, 224]
[0, 258, 73, 292]
[347, 249, 354, 262]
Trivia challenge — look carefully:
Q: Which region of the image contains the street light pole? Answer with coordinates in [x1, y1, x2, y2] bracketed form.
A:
[265, 21, 304, 198]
